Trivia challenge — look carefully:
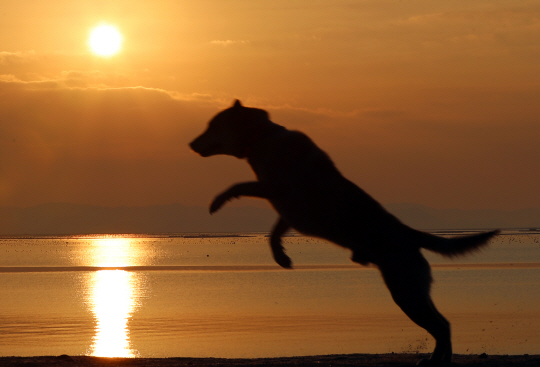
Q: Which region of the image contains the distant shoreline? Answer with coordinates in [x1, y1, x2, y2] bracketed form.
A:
[0, 228, 538, 239]
[1, 354, 539, 367]
[2, 262, 540, 273]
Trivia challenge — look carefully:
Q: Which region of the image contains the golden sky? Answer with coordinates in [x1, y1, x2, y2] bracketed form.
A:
[1, 0, 539, 210]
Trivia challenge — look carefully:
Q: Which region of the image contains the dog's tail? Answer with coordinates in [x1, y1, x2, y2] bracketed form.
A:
[417, 229, 500, 258]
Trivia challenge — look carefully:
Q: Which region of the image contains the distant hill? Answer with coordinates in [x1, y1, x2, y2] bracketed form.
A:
[0, 203, 277, 235]
[0, 202, 539, 235]
[384, 203, 540, 230]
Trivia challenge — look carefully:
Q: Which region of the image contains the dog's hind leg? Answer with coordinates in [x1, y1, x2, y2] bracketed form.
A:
[378, 253, 452, 365]
[270, 217, 293, 269]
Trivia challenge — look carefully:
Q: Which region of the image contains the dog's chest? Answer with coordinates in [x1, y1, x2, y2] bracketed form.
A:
[248, 153, 310, 190]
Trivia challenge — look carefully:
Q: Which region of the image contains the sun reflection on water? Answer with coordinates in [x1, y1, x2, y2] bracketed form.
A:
[89, 270, 138, 357]
[85, 237, 146, 357]
[89, 238, 136, 267]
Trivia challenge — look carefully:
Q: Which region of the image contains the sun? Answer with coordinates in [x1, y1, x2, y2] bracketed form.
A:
[89, 25, 123, 57]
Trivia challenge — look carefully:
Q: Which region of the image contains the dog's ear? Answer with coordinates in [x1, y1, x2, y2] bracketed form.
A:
[233, 99, 243, 109]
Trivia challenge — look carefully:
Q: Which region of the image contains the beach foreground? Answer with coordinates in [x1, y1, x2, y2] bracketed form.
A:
[1, 354, 539, 367]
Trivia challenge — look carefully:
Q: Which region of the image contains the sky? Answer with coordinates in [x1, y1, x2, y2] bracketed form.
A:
[1, 0, 539, 211]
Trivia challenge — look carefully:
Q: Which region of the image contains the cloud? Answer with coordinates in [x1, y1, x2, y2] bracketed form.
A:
[59, 70, 131, 88]
[0, 77, 233, 207]
[0, 50, 37, 64]
[0, 78, 222, 157]
[0, 74, 19, 82]
[401, 7, 540, 44]
[1, 70, 540, 211]
[210, 40, 250, 46]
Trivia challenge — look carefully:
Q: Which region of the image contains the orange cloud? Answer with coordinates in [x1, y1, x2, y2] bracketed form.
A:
[0, 51, 37, 64]
[0, 77, 229, 206]
[1, 74, 540, 211]
[210, 40, 250, 46]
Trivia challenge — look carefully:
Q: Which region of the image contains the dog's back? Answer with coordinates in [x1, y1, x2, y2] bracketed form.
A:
[246, 125, 417, 254]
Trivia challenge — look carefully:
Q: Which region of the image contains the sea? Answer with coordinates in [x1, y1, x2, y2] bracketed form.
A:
[0, 230, 539, 358]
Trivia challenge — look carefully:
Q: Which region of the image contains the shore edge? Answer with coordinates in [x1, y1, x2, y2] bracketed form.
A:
[1, 354, 539, 366]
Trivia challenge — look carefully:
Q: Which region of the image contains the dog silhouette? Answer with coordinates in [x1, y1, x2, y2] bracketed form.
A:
[190, 100, 499, 365]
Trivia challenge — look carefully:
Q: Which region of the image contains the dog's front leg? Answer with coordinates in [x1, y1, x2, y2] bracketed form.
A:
[270, 217, 293, 269]
[210, 181, 270, 214]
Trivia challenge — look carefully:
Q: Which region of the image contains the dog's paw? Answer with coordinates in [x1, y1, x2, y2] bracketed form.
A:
[209, 194, 229, 214]
[274, 252, 293, 269]
[351, 249, 373, 266]
[209, 200, 222, 214]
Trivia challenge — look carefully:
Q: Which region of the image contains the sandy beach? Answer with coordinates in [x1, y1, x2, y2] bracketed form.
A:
[1, 354, 539, 367]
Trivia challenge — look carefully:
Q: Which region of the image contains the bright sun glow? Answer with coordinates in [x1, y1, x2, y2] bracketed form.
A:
[89, 25, 123, 57]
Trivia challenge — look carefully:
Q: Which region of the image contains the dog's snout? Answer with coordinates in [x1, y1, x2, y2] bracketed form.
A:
[189, 135, 204, 154]
[189, 133, 217, 157]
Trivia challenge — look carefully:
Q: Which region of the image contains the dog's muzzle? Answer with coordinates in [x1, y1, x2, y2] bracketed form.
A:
[189, 137, 219, 157]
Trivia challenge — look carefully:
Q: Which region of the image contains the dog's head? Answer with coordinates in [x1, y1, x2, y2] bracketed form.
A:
[189, 100, 270, 159]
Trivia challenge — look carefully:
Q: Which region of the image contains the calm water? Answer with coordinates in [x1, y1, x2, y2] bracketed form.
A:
[0, 231, 539, 357]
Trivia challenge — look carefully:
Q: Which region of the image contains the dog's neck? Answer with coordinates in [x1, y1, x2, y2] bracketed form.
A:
[239, 127, 264, 159]
[240, 122, 283, 159]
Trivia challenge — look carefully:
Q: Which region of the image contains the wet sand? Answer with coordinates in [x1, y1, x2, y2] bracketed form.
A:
[1, 354, 539, 367]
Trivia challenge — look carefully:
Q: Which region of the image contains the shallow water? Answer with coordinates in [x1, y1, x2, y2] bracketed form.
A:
[0, 231, 539, 357]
